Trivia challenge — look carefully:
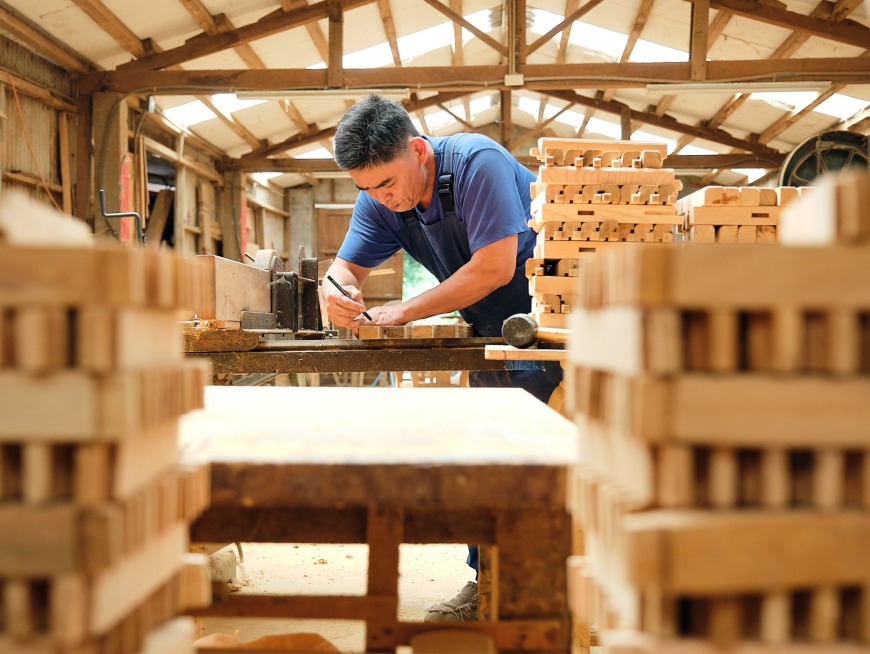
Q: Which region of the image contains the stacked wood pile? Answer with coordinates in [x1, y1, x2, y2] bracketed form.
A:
[676, 185, 812, 244]
[526, 138, 682, 329]
[0, 201, 214, 654]
[564, 171, 870, 653]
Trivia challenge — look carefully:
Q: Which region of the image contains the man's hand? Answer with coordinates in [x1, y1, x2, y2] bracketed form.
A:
[322, 280, 371, 329]
[365, 303, 409, 326]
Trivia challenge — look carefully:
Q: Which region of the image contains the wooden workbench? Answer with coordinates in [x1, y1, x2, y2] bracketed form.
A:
[185, 336, 507, 374]
[181, 386, 580, 652]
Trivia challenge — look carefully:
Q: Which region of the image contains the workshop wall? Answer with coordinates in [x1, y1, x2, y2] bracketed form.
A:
[0, 34, 76, 212]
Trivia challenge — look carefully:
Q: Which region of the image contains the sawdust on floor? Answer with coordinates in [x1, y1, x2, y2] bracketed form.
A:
[200, 542, 474, 652]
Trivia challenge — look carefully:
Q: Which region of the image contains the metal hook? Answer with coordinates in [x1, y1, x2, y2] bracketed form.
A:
[99, 189, 146, 245]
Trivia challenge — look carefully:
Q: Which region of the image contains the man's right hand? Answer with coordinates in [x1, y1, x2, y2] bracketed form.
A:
[322, 280, 371, 329]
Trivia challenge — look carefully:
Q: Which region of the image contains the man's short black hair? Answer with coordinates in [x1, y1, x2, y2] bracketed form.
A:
[334, 95, 420, 171]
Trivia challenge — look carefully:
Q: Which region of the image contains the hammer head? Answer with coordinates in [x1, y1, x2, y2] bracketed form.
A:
[502, 314, 538, 349]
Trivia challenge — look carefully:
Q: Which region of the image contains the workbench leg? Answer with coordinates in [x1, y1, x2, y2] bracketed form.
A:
[365, 506, 403, 652]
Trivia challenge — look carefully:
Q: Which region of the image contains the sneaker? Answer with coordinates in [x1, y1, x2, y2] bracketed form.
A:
[424, 581, 478, 622]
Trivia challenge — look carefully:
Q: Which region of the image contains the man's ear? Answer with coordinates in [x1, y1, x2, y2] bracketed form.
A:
[410, 136, 428, 163]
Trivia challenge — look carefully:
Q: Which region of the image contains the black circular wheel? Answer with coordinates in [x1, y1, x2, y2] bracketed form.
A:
[778, 130, 868, 187]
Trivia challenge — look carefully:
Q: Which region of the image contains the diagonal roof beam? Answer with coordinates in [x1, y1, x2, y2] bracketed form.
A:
[700, 0, 870, 49]
[546, 88, 780, 156]
[525, 0, 605, 55]
[116, 0, 376, 72]
[421, 0, 507, 55]
[377, 0, 403, 66]
[72, 0, 147, 57]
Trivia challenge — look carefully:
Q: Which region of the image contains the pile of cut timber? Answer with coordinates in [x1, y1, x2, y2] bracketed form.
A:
[565, 171, 870, 652]
[527, 138, 682, 328]
[0, 239, 213, 654]
[676, 185, 812, 244]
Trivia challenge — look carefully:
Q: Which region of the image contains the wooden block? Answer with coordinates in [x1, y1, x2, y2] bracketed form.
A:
[758, 188, 778, 206]
[23, 443, 54, 503]
[717, 225, 738, 243]
[358, 325, 383, 339]
[707, 310, 738, 372]
[708, 447, 738, 508]
[5, 579, 36, 638]
[827, 309, 860, 375]
[813, 449, 844, 510]
[770, 308, 804, 373]
[627, 509, 870, 593]
[738, 187, 761, 206]
[195, 255, 270, 322]
[656, 444, 694, 508]
[640, 150, 663, 169]
[688, 224, 715, 243]
[808, 586, 838, 642]
[74, 443, 112, 503]
[775, 185, 800, 206]
[760, 449, 789, 508]
[759, 591, 790, 643]
[14, 306, 70, 373]
[50, 573, 87, 645]
[709, 597, 741, 648]
[737, 224, 757, 243]
[178, 553, 211, 610]
[90, 521, 187, 634]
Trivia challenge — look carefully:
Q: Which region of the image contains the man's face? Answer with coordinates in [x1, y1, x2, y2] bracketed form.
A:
[349, 137, 429, 213]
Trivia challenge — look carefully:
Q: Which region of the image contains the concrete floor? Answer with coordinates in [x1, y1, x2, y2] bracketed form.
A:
[200, 543, 475, 651]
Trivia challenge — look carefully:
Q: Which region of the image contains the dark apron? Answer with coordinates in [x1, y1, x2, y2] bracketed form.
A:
[393, 209, 562, 404]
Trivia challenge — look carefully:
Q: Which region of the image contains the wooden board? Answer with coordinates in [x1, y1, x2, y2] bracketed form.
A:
[576, 244, 870, 309]
[485, 345, 568, 362]
[627, 509, 870, 593]
[0, 364, 209, 442]
[532, 138, 668, 162]
[538, 167, 677, 186]
[681, 205, 783, 226]
[532, 202, 681, 227]
[195, 255, 270, 322]
[585, 374, 870, 447]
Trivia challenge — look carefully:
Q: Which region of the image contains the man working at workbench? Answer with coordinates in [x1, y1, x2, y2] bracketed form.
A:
[322, 95, 562, 622]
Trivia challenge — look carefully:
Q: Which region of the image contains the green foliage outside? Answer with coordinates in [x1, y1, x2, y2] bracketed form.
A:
[402, 253, 461, 320]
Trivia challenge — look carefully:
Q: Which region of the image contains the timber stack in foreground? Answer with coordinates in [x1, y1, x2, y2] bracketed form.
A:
[0, 195, 213, 654]
[565, 171, 870, 653]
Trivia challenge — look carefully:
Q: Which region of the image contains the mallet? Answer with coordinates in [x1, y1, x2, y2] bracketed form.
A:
[501, 313, 573, 349]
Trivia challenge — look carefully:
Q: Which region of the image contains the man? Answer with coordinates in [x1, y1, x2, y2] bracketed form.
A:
[322, 94, 562, 621]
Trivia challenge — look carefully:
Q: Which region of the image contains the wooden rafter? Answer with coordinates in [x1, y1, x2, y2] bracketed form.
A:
[421, 0, 507, 56]
[377, 0, 403, 67]
[197, 96, 262, 148]
[555, 0, 579, 64]
[525, 0, 605, 56]
[115, 0, 377, 72]
[85, 57, 870, 95]
[280, 0, 330, 62]
[72, 0, 146, 57]
[700, 0, 870, 49]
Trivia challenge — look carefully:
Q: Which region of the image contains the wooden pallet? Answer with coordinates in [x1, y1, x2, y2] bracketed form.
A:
[525, 257, 581, 279]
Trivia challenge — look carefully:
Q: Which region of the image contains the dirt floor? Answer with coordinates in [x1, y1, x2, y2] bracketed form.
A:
[200, 542, 475, 651]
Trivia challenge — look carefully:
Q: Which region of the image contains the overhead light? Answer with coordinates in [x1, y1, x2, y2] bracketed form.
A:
[645, 81, 831, 94]
[235, 88, 411, 101]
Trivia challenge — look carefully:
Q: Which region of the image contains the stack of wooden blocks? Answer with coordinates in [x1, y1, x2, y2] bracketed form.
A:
[527, 138, 683, 329]
[0, 240, 214, 653]
[676, 185, 811, 244]
[565, 171, 870, 653]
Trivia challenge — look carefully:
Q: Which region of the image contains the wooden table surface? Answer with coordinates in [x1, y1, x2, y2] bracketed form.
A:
[181, 386, 580, 652]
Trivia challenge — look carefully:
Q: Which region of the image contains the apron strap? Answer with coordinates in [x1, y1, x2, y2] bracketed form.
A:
[437, 134, 463, 220]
